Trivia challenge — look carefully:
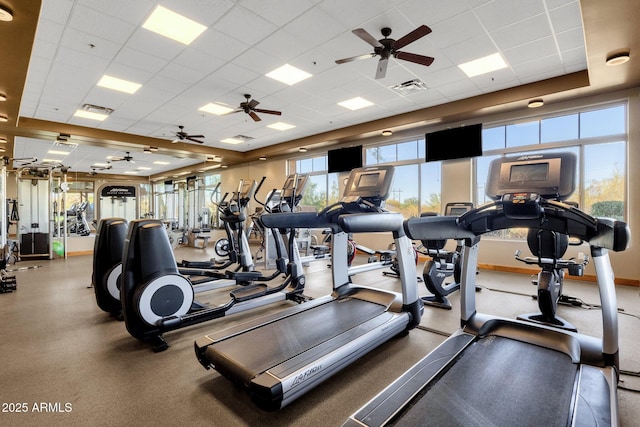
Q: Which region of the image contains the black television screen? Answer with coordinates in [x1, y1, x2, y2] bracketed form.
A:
[327, 145, 363, 173]
[425, 124, 482, 162]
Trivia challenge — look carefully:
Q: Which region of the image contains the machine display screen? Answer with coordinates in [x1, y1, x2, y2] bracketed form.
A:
[357, 172, 380, 189]
[509, 163, 549, 182]
[448, 207, 470, 216]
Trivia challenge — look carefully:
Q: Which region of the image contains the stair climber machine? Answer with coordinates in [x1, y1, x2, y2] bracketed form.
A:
[194, 165, 423, 411]
[417, 202, 477, 309]
[120, 174, 309, 352]
[344, 152, 629, 426]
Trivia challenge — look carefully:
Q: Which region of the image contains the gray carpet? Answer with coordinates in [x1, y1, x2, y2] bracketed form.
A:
[1, 246, 638, 426]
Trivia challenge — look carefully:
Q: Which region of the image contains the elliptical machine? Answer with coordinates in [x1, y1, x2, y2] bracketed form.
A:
[418, 202, 476, 309]
[514, 228, 588, 331]
[120, 174, 309, 352]
[92, 217, 128, 318]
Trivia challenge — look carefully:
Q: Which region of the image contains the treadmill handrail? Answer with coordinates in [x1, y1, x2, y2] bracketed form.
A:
[405, 199, 629, 252]
[338, 212, 404, 234]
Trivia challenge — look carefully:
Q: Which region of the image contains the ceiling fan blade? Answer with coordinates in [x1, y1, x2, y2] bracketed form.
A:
[187, 137, 204, 144]
[254, 108, 281, 116]
[187, 134, 204, 138]
[248, 99, 260, 109]
[375, 57, 389, 79]
[249, 111, 261, 122]
[335, 53, 375, 64]
[395, 51, 435, 66]
[394, 25, 432, 50]
[352, 28, 382, 47]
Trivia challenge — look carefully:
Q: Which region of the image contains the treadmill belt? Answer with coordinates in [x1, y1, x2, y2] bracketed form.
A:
[396, 336, 577, 427]
[206, 297, 386, 383]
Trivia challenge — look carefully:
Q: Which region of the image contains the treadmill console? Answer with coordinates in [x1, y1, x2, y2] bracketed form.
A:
[342, 165, 395, 208]
[485, 152, 576, 201]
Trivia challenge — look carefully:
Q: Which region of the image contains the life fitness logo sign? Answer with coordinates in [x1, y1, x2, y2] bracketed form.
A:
[100, 186, 136, 197]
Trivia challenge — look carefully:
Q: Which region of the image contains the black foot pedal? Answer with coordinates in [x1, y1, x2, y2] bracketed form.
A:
[231, 284, 268, 302]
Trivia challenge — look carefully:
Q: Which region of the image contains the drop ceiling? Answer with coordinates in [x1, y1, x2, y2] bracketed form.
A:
[1, 0, 639, 178]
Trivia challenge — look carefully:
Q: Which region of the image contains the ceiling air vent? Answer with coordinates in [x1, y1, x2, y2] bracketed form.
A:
[390, 79, 428, 96]
[81, 103, 114, 115]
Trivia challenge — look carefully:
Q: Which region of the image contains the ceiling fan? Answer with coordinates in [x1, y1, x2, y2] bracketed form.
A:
[173, 125, 204, 144]
[233, 94, 281, 122]
[89, 161, 112, 175]
[111, 152, 135, 163]
[335, 25, 434, 79]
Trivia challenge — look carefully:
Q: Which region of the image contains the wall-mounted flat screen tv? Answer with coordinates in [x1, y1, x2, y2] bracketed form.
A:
[425, 124, 482, 162]
[327, 145, 363, 173]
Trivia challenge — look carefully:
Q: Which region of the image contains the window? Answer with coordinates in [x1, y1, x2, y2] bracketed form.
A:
[477, 103, 627, 239]
[292, 137, 441, 217]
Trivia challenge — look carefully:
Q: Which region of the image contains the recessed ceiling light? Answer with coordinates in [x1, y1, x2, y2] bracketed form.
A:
[97, 75, 142, 94]
[0, 115, 8, 122]
[0, 93, 6, 101]
[267, 122, 295, 131]
[221, 137, 244, 144]
[0, 137, 6, 143]
[382, 130, 393, 136]
[124, 171, 139, 175]
[605, 50, 630, 66]
[258, 156, 267, 161]
[142, 5, 207, 45]
[528, 99, 544, 108]
[298, 147, 308, 153]
[266, 64, 312, 86]
[137, 167, 152, 171]
[338, 97, 374, 111]
[144, 148, 151, 154]
[0, 4, 13, 22]
[458, 53, 508, 77]
[47, 150, 71, 156]
[153, 161, 170, 165]
[149, 146, 158, 152]
[73, 109, 108, 121]
[199, 102, 235, 115]
[0, 147, 7, 152]
[93, 163, 110, 168]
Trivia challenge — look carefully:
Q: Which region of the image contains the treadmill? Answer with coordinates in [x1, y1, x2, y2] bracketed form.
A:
[194, 165, 422, 411]
[344, 152, 630, 426]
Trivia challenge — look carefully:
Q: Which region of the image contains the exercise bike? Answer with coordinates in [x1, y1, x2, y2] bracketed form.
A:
[417, 202, 477, 309]
[515, 227, 588, 331]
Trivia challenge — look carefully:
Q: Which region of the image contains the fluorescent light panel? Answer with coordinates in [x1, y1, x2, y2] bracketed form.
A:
[267, 122, 295, 131]
[97, 75, 142, 94]
[458, 53, 508, 77]
[199, 103, 234, 115]
[142, 5, 207, 45]
[266, 64, 312, 85]
[47, 150, 70, 156]
[153, 161, 170, 165]
[338, 97, 374, 111]
[42, 158, 63, 163]
[74, 110, 108, 121]
[221, 137, 244, 144]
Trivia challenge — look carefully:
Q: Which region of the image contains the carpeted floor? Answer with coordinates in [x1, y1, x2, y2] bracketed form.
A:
[1, 245, 638, 426]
